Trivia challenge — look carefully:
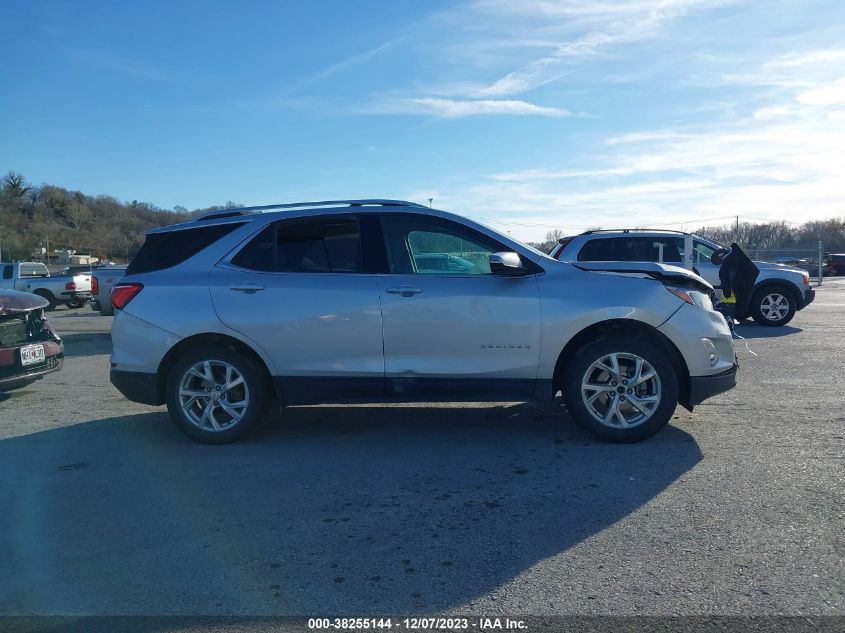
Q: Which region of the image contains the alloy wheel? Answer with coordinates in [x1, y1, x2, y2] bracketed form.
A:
[178, 360, 250, 432]
[760, 293, 789, 321]
[580, 352, 662, 429]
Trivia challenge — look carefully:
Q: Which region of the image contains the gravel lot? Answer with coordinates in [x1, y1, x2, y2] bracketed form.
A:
[1, 281, 842, 617]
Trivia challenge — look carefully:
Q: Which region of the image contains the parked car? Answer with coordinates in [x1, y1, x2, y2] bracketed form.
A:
[110, 199, 736, 445]
[0, 289, 64, 391]
[773, 257, 829, 278]
[549, 230, 815, 327]
[826, 253, 845, 276]
[91, 265, 127, 316]
[0, 262, 93, 310]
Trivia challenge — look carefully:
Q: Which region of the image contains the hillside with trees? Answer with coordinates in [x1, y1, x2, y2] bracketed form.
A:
[0, 171, 239, 263]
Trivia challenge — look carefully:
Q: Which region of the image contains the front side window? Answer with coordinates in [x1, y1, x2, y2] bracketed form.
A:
[692, 240, 718, 266]
[231, 216, 362, 274]
[380, 215, 503, 275]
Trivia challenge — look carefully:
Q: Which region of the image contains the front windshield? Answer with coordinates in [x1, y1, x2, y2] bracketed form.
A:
[470, 217, 547, 258]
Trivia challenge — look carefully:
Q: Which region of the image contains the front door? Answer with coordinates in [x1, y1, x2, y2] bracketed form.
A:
[376, 213, 542, 400]
[209, 215, 385, 404]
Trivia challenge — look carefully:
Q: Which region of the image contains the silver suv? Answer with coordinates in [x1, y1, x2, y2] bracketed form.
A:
[549, 229, 815, 326]
[110, 200, 737, 444]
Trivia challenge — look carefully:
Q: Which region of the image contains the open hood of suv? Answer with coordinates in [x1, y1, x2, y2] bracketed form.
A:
[573, 261, 714, 293]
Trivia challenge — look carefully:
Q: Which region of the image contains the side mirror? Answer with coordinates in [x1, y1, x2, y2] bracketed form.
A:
[711, 248, 730, 266]
[490, 251, 528, 276]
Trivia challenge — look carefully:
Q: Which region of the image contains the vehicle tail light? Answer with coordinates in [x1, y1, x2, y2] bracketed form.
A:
[552, 237, 574, 259]
[91, 276, 99, 295]
[111, 283, 143, 310]
[65, 281, 76, 290]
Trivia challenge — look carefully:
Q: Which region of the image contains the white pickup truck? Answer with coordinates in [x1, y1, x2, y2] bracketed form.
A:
[0, 262, 93, 310]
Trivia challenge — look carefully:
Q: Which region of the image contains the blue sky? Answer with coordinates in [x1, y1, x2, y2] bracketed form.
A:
[2, 0, 844, 241]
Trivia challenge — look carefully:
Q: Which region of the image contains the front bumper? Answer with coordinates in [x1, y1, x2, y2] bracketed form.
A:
[110, 369, 162, 405]
[799, 287, 815, 310]
[688, 364, 737, 407]
[0, 340, 64, 390]
[61, 291, 93, 300]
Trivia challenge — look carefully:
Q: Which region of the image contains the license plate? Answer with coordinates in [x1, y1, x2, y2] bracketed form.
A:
[20, 344, 46, 367]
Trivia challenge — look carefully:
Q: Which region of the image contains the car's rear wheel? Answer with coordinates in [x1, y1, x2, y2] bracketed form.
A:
[750, 286, 796, 326]
[562, 335, 679, 443]
[165, 345, 271, 444]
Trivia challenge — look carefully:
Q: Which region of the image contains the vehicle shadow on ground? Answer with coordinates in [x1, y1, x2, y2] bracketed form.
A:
[0, 405, 701, 615]
[58, 332, 112, 358]
[734, 324, 803, 339]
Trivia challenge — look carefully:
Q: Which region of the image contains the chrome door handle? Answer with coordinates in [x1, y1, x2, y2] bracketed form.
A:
[385, 286, 423, 297]
[230, 282, 265, 293]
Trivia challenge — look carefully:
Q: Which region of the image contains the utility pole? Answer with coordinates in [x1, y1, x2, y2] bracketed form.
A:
[428, 197, 433, 208]
[735, 216, 739, 237]
[0, 225, 5, 263]
[46, 236, 50, 266]
[818, 239, 823, 286]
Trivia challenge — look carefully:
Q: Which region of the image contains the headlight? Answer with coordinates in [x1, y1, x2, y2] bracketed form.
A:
[702, 338, 719, 366]
[666, 286, 714, 311]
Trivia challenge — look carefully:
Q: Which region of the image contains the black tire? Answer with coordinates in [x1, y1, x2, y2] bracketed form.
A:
[561, 334, 679, 443]
[33, 290, 58, 311]
[750, 285, 796, 327]
[165, 344, 272, 444]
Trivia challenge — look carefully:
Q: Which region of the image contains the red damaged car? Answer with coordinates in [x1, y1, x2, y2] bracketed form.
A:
[0, 289, 64, 391]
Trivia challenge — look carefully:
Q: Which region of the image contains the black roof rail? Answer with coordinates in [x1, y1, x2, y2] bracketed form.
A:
[579, 228, 693, 236]
[193, 199, 427, 222]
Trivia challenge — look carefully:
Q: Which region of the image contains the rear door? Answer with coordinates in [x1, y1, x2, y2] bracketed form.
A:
[376, 213, 542, 400]
[209, 215, 385, 404]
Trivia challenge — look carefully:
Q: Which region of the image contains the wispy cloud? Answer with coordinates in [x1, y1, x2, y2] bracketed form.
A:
[287, 35, 408, 94]
[368, 97, 572, 119]
[411, 47, 845, 239]
[465, 0, 724, 97]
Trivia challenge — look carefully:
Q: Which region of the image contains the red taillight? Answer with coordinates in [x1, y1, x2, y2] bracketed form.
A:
[91, 276, 99, 295]
[111, 283, 143, 310]
[65, 281, 76, 290]
[552, 237, 575, 260]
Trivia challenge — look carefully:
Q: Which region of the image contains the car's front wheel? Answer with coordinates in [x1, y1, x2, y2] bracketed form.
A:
[750, 286, 796, 326]
[562, 335, 679, 443]
[165, 345, 271, 444]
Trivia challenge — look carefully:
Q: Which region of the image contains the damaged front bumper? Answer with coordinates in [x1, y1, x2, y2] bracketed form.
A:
[687, 363, 738, 408]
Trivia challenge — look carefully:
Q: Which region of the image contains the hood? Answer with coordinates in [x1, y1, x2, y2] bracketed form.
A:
[573, 261, 714, 292]
[754, 260, 807, 274]
[0, 289, 50, 316]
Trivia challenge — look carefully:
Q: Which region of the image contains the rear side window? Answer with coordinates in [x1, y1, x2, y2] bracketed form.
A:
[231, 216, 363, 273]
[2, 265, 12, 280]
[19, 263, 50, 277]
[578, 237, 682, 263]
[127, 223, 245, 275]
